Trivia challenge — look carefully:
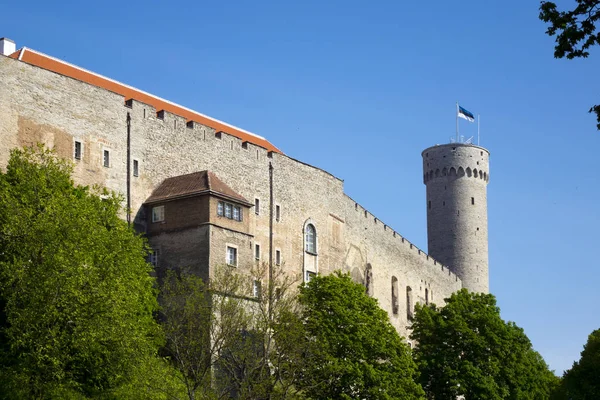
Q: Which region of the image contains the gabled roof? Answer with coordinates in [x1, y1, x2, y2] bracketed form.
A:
[145, 170, 251, 206]
[8, 47, 281, 153]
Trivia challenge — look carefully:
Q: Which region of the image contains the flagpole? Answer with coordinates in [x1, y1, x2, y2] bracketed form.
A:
[477, 114, 480, 146]
[456, 102, 459, 142]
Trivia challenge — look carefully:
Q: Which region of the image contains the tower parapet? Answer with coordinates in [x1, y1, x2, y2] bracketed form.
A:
[422, 143, 490, 293]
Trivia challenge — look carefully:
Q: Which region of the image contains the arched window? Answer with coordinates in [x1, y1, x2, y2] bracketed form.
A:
[305, 224, 316, 253]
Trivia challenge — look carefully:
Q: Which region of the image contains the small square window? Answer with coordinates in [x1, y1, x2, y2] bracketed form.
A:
[217, 201, 224, 216]
[133, 160, 139, 177]
[253, 280, 261, 298]
[226, 246, 237, 267]
[152, 205, 164, 223]
[275, 205, 280, 222]
[103, 150, 110, 167]
[255, 244, 260, 260]
[276, 250, 281, 266]
[255, 198, 260, 215]
[74, 141, 82, 160]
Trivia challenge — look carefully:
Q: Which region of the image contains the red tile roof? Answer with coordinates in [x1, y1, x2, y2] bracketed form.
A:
[145, 170, 251, 205]
[8, 47, 281, 153]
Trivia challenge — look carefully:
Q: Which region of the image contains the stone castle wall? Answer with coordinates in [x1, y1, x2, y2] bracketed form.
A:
[0, 54, 463, 338]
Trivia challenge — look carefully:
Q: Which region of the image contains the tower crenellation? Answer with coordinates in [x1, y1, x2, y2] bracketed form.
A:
[422, 143, 490, 293]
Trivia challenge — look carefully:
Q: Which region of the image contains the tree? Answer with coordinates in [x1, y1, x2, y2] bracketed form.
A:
[411, 289, 559, 400]
[539, 1, 600, 129]
[296, 271, 424, 400]
[0, 146, 162, 398]
[159, 262, 304, 400]
[557, 328, 600, 399]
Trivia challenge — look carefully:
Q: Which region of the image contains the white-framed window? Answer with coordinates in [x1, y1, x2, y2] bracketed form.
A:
[150, 249, 160, 267]
[103, 149, 110, 168]
[152, 205, 165, 223]
[74, 140, 82, 160]
[306, 271, 316, 283]
[305, 224, 316, 253]
[275, 250, 281, 265]
[218, 201, 243, 221]
[133, 159, 139, 177]
[253, 280, 261, 298]
[255, 198, 260, 215]
[255, 244, 261, 260]
[226, 246, 237, 267]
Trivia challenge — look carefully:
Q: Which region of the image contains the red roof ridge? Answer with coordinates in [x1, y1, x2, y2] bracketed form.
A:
[8, 46, 282, 154]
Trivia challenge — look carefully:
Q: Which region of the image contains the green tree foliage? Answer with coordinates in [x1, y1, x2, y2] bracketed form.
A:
[0, 146, 162, 398]
[159, 262, 304, 400]
[296, 271, 424, 400]
[539, 0, 600, 129]
[411, 289, 559, 400]
[556, 328, 600, 399]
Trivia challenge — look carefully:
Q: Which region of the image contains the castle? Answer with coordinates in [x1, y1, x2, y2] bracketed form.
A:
[0, 38, 490, 339]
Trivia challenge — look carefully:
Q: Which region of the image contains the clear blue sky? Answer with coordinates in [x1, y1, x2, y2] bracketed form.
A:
[4, 0, 599, 374]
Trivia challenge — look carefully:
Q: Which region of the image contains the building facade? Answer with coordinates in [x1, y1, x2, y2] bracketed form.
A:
[0, 38, 489, 339]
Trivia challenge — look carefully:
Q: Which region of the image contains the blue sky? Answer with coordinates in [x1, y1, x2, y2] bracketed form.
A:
[4, 0, 599, 374]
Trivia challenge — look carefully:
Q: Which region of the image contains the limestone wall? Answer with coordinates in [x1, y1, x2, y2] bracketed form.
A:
[0, 54, 465, 339]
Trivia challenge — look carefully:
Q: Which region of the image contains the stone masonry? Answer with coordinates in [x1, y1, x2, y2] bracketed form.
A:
[0, 47, 488, 340]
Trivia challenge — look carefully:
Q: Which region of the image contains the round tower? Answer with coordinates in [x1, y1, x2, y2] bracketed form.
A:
[422, 143, 490, 293]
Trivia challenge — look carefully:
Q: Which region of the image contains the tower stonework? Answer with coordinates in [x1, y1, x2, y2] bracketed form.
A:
[422, 143, 490, 293]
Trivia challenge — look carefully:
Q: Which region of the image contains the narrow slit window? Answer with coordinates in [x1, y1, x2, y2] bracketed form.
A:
[255, 199, 260, 215]
[255, 244, 260, 260]
[133, 160, 139, 177]
[471, 197, 475, 205]
[103, 150, 110, 168]
[276, 250, 281, 265]
[74, 141, 82, 160]
[276, 205, 281, 222]
[407, 286, 414, 320]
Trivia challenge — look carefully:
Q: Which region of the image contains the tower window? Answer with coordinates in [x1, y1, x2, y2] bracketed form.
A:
[471, 197, 475, 205]
[428, 201, 431, 209]
[425, 288, 429, 305]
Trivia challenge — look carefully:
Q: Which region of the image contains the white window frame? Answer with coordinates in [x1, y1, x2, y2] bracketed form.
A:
[150, 248, 160, 267]
[74, 140, 83, 160]
[253, 279, 261, 298]
[306, 271, 316, 283]
[152, 205, 165, 223]
[226, 246, 238, 267]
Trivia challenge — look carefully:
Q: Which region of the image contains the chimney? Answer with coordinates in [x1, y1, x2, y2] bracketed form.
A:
[0, 38, 16, 56]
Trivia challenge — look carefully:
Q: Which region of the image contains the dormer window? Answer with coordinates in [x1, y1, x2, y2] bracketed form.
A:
[218, 201, 243, 222]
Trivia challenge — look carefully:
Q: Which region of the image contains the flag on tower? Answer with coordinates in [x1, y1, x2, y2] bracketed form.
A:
[458, 105, 475, 122]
